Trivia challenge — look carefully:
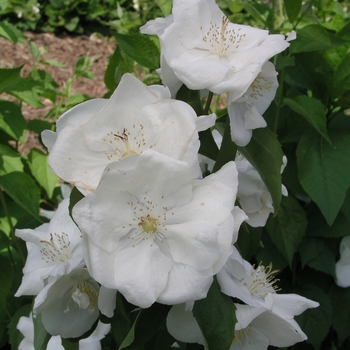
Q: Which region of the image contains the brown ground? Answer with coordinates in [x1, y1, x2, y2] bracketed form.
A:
[0, 31, 116, 151]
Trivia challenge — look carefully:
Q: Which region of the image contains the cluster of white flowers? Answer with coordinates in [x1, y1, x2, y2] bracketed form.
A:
[15, 0, 317, 348]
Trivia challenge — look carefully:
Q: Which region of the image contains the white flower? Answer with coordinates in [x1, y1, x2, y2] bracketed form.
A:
[236, 154, 288, 227]
[17, 312, 110, 350]
[33, 268, 100, 338]
[15, 198, 84, 297]
[335, 236, 350, 288]
[73, 149, 245, 308]
[141, 0, 289, 98]
[42, 73, 202, 194]
[217, 246, 319, 318]
[232, 304, 311, 349]
[228, 61, 278, 146]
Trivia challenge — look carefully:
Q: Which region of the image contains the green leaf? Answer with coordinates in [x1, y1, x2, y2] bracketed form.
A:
[330, 285, 350, 346]
[0, 172, 41, 220]
[0, 255, 13, 310]
[8, 304, 32, 350]
[238, 128, 284, 214]
[0, 144, 24, 175]
[284, 0, 301, 23]
[283, 96, 330, 143]
[235, 223, 262, 261]
[61, 338, 79, 350]
[0, 66, 23, 94]
[104, 46, 134, 91]
[290, 24, 348, 53]
[298, 237, 325, 268]
[296, 129, 350, 225]
[27, 149, 59, 199]
[266, 196, 307, 266]
[0, 101, 27, 141]
[193, 278, 236, 350]
[119, 303, 171, 350]
[114, 33, 160, 69]
[0, 21, 25, 43]
[294, 285, 332, 349]
[333, 53, 350, 97]
[306, 241, 336, 278]
[33, 313, 51, 350]
[212, 118, 237, 173]
[69, 187, 85, 218]
[156, 0, 172, 16]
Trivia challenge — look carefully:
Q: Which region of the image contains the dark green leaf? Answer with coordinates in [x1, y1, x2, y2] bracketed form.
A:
[0, 66, 23, 94]
[266, 196, 307, 266]
[114, 33, 160, 69]
[193, 278, 236, 350]
[290, 24, 347, 53]
[69, 187, 85, 218]
[294, 285, 332, 349]
[284, 0, 301, 23]
[33, 313, 51, 350]
[0, 172, 41, 221]
[306, 242, 336, 278]
[119, 303, 171, 350]
[212, 118, 237, 173]
[284, 96, 330, 143]
[235, 223, 262, 261]
[333, 53, 350, 97]
[238, 128, 284, 214]
[298, 237, 325, 268]
[330, 285, 350, 346]
[296, 129, 350, 225]
[61, 338, 79, 350]
[0, 255, 13, 310]
[104, 46, 134, 91]
[28, 149, 60, 199]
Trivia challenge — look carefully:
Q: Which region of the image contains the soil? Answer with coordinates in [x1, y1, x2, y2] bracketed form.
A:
[0, 31, 117, 151]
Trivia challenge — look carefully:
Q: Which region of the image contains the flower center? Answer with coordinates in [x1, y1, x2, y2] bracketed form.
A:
[249, 74, 273, 100]
[232, 328, 253, 346]
[202, 16, 246, 56]
[138, 214, 158, 233]
[40, 232, 72, 264]
[241, 262, 280, 298]
[64, 280, 98, 314]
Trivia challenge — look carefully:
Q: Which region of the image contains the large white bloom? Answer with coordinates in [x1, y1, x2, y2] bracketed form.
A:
[73, 149, 245, 308]
[335, 236, 350, 288]
[41, 73, 204, 194]
[141, 0, 289, 98]
[15, 198, 84, 297]
[236, 154, 288, 227]
[33, 268, 100, 338]
[228, 61, 278, 146]
[217, 246, 319, 318]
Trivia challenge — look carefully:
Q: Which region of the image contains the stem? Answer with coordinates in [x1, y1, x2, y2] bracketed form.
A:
[204, 91, 214, 115]
[274, 67, 286, 134]
[0, 190, 26, 265]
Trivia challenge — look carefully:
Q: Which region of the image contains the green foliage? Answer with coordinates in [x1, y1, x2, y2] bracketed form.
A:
[1, 0, 350, 349]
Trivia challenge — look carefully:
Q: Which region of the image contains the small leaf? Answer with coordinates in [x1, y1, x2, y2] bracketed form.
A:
[298, 237, 325, 268]
[0, 101, 27, 141]
[27, 149, 60, 199]
[119, 303, 171, 350]
[0, 144, 24, 175]
[235, 223, 262, 261]
[212, 118, 237, 173]
[290, 24, 348, 53]
[306, 242, 336, 278]
[0, 172, 41, 220]
[0, 21, 26, 43]
[238, 128, 284, 214]
[296, 129, 350, 225]
[193, 278, 236, 350]
[284, 0, 301, 23]
[114, 33, 160, 69]
[0, 66, 23, 94]
[333, 53, 350, 97]
[284, 96, 330, 143]
[266, 196, 307, 266]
